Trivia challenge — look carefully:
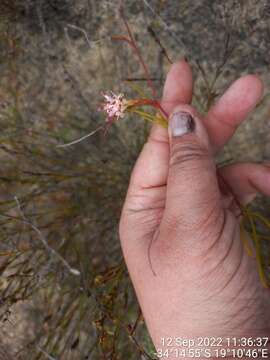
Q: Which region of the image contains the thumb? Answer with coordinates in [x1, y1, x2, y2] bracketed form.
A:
[162, 105, 224, 242]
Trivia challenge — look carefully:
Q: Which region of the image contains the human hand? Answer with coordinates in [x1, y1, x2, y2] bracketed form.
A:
[119, 59, 270, 357]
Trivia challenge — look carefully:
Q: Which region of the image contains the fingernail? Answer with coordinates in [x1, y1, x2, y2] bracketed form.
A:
[169, 111, 195, 137]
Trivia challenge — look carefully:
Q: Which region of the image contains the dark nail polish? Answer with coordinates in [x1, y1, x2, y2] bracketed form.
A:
[169, 111, 195, 137]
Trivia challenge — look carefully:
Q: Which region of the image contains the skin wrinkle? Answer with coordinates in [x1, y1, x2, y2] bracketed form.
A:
[195, 200, 226, 254]
[245, 274, 269, 305]
[211, 278, 263, 332]
[125, 188, 165, 213]
[140, 225, 159, 245]
[152, 204, 224, 276]
[129, 173, 167, 192]
[169, 142, 210, 169]
[148, 134, 168, 145]
[120, 201, 163, 241]
[217, 168, 234, 196]
[222, 298, 267, 334]
[127, 208, 162, 229]
[217, 170, 246, 217]
[125, 203, 164, 214]
[149, 202, 223, 276]
[219, 265, 269, 333]
[120, 216, 160, 252]
[200, 206, 227, 258]
[198, 212, 234, 284]
[220, 233, 245, 294]
[162, 193, 222, 242]
[166, 168, 215, 196]
[243, 298, 267, 327]
[203, 227, 258, 314]
[167, 167, 218, 206]
[139, 183, 167, 191]
[207, 223, 243, 299]
[147, 226, 160, 277]
[182, 204, 224, 259]
[232, 264, 255, 302]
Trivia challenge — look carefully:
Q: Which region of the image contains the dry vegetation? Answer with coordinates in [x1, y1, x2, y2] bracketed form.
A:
[0, 1, 270, 359]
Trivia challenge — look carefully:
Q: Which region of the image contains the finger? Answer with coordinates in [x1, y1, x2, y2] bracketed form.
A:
[149, 59, 193, 144]
[162, 59, 193, 112]
[128, 59, 193, 192]
[205, 75, 263, 153]
[161, 105, 223, 249]
[218, 162, 270, 205]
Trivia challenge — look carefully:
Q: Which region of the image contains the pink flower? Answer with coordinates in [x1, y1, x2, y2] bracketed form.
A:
[101, 91, 128, 123]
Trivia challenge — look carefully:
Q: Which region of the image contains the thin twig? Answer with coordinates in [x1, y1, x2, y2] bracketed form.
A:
[65, 24, 111, 49]
[147, 26, 172, 64]
[142, 0, 206, 84]
[66, 24, 92, 49]
[118, 4, 157, 98]
[56, 126, 103, 148]
[14, 196, 80, 276]
[36, 345, 57, 360]
[142, 0, 185, 50]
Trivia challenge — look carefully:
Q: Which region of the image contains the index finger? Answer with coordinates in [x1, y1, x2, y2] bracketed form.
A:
[149, 59, 193, 144]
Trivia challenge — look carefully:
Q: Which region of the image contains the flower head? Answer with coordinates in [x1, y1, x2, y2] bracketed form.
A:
[99, 90, 168, 129]
[101, 91, 128, 124]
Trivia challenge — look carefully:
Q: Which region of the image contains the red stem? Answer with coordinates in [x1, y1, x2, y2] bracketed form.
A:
[131, 99, 168, 120]
[119, 6, 157, 99]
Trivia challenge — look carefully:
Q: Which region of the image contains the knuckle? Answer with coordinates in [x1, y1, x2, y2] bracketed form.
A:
[170, 141, 209, 170]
